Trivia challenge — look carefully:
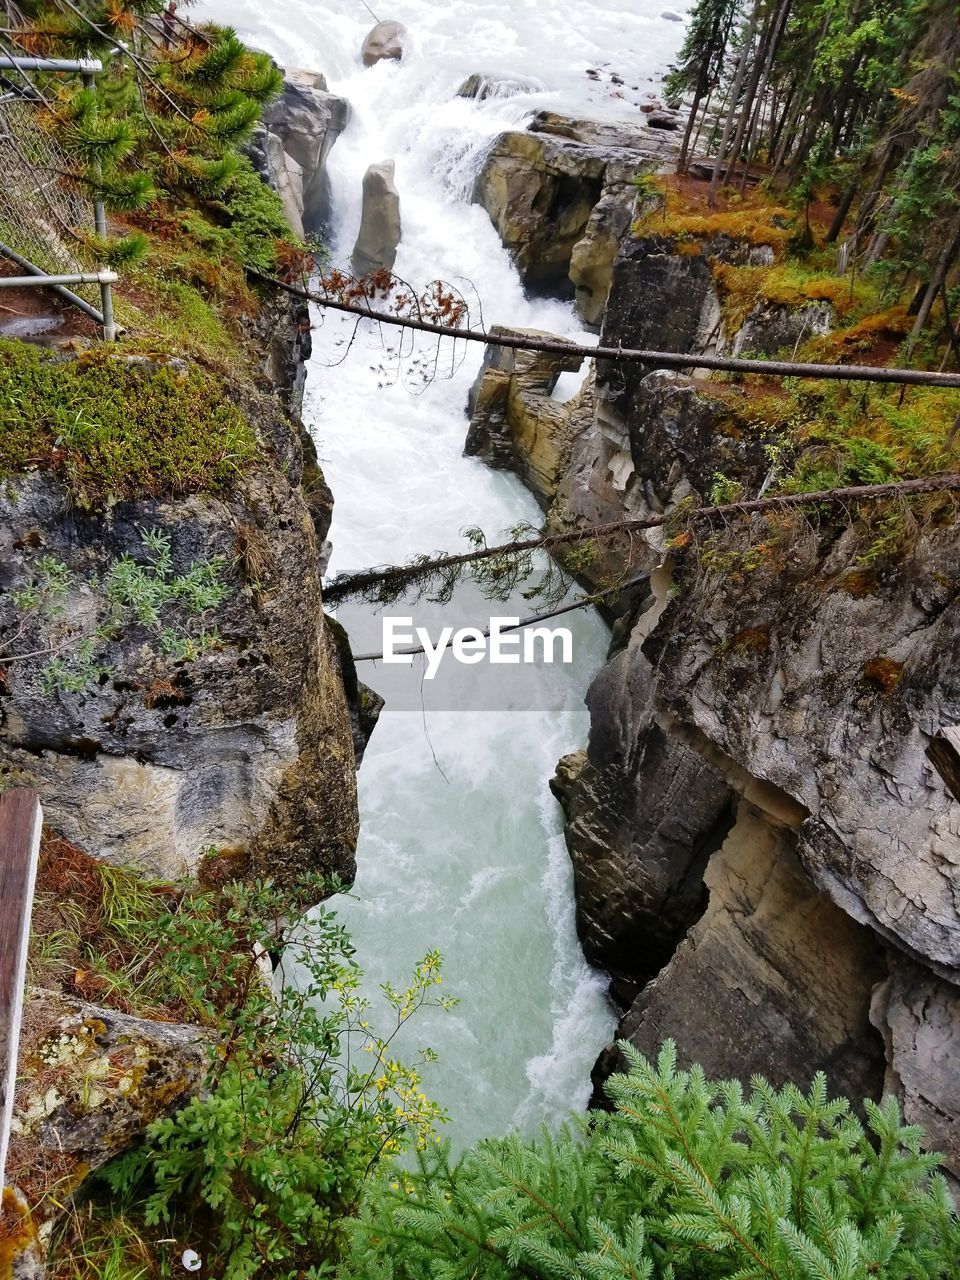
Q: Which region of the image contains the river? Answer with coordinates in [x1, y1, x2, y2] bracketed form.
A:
[200, 0, 688, 1147]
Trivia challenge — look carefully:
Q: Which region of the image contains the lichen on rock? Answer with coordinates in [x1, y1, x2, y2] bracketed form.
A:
[6, 991, 208, 1235]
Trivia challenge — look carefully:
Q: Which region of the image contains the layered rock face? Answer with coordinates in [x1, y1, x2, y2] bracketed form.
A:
[470, 208, 960, 1167]
[251, 72, 350, 234]
[472, 112, 679, 325]
[0, 454, 358, 885]
[464, 327, 583, 502]
[0, 297, 359, 887]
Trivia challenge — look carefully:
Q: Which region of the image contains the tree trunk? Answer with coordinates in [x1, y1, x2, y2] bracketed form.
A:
[907, 210, 960, 350]
[720, 5, 774, 187]
[826, 179, 860, 244]
[689, 88, 715, 161]
[678, 64, 709, 174]
[708, 3, 761, 208]
[737, 0, 788, 189]
[738, 0, 793, 191]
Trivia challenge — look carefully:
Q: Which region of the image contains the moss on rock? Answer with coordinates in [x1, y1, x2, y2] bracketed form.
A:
[0, 342, 256, 507]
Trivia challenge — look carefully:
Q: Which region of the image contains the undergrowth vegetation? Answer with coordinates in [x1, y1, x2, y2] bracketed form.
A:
[30, 846, 960, 1280]
[26, 841, 452, 1280]
[632, 176, 960, 521]
[26, 836, 960, 1280]
[348, 1042, 960, 1279]
[0, 1, 306, 485]
[0, 340, 255, 503]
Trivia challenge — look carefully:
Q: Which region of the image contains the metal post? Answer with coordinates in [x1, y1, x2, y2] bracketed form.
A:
[83, 70, 116, 341]
[0, 789, 42, 1203]
[0, 271, 118, 288]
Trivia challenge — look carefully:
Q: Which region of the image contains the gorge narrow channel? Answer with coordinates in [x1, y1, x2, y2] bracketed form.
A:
[203, 0, 688, 1145]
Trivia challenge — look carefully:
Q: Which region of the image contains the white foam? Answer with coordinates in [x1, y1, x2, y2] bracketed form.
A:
[195, 0, 689, 1146]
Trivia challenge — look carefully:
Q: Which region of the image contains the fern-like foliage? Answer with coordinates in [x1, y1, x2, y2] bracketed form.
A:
[345, 1041, 960, 1279]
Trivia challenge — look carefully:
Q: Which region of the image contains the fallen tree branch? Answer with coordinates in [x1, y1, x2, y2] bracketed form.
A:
[251, 269, 960, 390]
[349, 573, 653, 662]
[323, 472, 960, 603]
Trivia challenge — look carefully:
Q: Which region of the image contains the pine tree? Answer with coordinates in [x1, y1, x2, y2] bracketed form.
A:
[345, 1042, 960, 1279]
[5, 0, 285, 265]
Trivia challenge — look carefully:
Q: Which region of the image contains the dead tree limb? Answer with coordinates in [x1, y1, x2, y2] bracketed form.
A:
[323, 472, 960, 603]
[251, 270, 960, 390]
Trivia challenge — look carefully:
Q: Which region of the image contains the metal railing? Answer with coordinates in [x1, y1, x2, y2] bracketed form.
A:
[0, 788, 42, 1205]
[0, 54, 117, 339]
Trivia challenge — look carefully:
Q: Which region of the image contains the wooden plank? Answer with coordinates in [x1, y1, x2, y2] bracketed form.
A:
[927, 727, 960, 804]
[0, 789, 42, 1199]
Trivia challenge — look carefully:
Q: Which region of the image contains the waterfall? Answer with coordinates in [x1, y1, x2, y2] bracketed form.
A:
[199, 0, 688, 1145]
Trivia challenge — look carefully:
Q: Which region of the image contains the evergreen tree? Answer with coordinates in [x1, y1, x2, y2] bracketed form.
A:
[346, 1042, 960, 1279]
[666, 0, 960, 347]
[2, 0, 285, 264]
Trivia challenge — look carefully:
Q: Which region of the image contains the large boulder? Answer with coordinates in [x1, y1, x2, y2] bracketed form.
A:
[728, 300, 833, 357]
[464, 327, 583, 503]
[352, 159, 401, 276]
[360, 20, 406, 67]
[6, 991, 208, 1229]
[456, 71, 544, 101]
[473, 112, 677, 315]
[261, 77, 351, 233]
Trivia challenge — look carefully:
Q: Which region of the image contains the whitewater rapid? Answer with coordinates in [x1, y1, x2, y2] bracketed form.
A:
[201, 0, 688, 1145]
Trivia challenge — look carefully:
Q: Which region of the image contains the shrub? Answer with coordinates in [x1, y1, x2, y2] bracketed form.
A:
[346, 1041, 960, 1279]
[75, 877, 454, 1280]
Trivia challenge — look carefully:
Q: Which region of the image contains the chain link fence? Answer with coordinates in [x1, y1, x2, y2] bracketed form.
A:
[0, 84, 100, 306]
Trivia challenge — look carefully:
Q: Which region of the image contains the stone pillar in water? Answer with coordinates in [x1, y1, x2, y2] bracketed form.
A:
[352, 159, 402, 276]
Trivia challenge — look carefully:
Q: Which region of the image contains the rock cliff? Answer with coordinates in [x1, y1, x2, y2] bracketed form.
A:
[250, 71, 350, 236]
[0, 304, 359, 887]
[464, 326, 583, 502]
[472, 112, 679, 326]
[468, 181, 960, 1170]
[3, 107, 367, 1261]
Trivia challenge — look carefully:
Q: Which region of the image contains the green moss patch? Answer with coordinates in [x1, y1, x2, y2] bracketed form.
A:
[0, 340, 256, 506]
[711, 260, 879, 331]
[633, 179, 796, 254]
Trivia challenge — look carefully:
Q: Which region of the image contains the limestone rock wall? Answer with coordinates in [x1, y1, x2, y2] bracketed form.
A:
[0, 374, 359, 885]
[464, 326, 583, 504]
[469, 203, 960, 1166]
[472, 113, 678, 325]
[2, 290, 366, 1265]
[252, 72, 350, 235]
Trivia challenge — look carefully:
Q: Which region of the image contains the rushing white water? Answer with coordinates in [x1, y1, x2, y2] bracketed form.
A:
[201, 0, 688, 1146]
